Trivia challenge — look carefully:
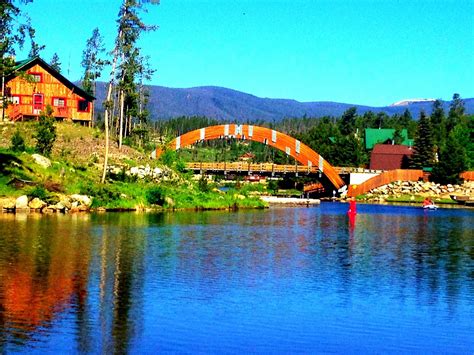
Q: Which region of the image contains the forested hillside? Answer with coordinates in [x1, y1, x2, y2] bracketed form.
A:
[93, 82, 474, 122]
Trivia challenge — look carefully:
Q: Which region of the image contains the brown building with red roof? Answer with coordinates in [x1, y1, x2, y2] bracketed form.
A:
[370, 144, 413, 170]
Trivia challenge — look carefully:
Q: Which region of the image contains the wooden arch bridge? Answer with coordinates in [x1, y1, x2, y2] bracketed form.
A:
[152, 124, 346, 189]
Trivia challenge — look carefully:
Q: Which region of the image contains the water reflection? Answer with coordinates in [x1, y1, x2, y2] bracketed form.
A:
[0, 213, 91, 349]
[0, 205, 473, 352]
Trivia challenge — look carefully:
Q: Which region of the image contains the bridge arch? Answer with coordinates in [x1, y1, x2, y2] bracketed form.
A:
[152, 124, 345, 189]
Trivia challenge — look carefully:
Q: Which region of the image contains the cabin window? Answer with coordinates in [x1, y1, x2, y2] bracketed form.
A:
[52, 97, 66, 107]
[8, 96, 21, 105]
[77, 99, 90, 112]
[28, 72, 43, 83]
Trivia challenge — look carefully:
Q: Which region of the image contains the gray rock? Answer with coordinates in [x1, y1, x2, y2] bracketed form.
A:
[59, 197, 72, 210]
[70, 194, 92, 207]
[32, 154, 51, 168]
[1, 198, 16, 209]
[164, 196, 175, 207]
[29, 198, 47, 209]
[15, 195, 29, 209]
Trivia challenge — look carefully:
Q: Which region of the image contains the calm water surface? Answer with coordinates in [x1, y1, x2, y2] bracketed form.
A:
[0, 203, 473, 353]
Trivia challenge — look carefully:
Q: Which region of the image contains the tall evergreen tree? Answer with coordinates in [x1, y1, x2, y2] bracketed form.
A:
[410, 110, 435, 168]
[81, 27, 107, 127]
[339, 107, 357, 136]
[447, 93, 465, 133]
[430, 99, 446, 152]
[49, 52, 61, 72]
[1, 0, 35, 121]
[81, 27, 107, 96]
[101, 0, 158, 182]
[392, 127, 404, 145]
[27, 26, 44, 57]
[374, 112, 389, 129]
[431, 127, 468, 185]
[114, 0, 157, 149]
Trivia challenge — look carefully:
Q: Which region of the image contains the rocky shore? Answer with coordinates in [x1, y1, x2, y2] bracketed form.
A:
[260, 196, 321, 206]
[356, 180, 474, 203]
[1, 194, 93, 213]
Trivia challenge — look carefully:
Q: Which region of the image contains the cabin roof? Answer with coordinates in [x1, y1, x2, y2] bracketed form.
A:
[8, 57, 95, 101]
[365, 128, 413, 149]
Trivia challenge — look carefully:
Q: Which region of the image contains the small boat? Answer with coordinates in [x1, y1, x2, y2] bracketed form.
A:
[423, 204, 438, 210]
[450, 195, 474, 205]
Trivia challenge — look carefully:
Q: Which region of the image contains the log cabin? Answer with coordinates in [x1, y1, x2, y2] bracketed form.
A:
[1, 57, 94, 125]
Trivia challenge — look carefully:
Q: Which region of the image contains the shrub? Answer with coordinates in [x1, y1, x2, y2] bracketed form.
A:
[267, 179, 278, 193]
[160, 149, 177, 166]
[79, 184, 121, 207]
[198, 175, 210, 192]
[10, 130, 26, 152]
[146, 186, 166, 205]
[28, 185, 49, 200]
[35, 105, 57, 156]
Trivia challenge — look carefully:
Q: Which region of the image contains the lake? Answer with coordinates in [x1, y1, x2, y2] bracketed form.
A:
[0, 203, 473, 353]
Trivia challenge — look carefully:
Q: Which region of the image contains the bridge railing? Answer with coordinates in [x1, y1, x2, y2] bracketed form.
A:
[185, 162, 320, 174]
[186, 162, 386, 175]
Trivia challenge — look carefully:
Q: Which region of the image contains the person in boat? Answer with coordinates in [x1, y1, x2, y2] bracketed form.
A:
[423, 197, 433, 207]
[348, 197, 357, 214]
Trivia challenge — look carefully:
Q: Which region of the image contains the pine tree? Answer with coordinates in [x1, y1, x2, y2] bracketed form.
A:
[430, 99, 446, 152]
[410, 110, 435, 168]
[81, 28, 107, 96]
[339, 107, 357, 135]
[81, 28, 107, 128]
[431, 127, 468, 185]
[27, 26, 44, 57]
[49, 52, 61, 72]
[1, 0, 35, 121]
[101, 0, 158, 182]
[392, 127, 404, 145]
[114, 0, 157, 149]
[447, 93, 465, 133]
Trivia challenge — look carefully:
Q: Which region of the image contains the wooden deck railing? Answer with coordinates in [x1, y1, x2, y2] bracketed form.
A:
[185, 162, 320, 174]
[9, 105, 23, 122]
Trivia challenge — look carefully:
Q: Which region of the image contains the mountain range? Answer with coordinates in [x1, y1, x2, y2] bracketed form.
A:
[94, 82, 474, 122]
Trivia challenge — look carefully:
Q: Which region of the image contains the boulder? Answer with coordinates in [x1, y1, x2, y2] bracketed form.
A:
[70, 194, 92, 207]
[164, 196, 175, 207]
[59, 198, 72, 210]
[15, 195, 29, 209]
[55, 202, 68, 212]
[29, 198, 47, 210]
[32, 154, 51, 168]
[1, 197, 16, 210]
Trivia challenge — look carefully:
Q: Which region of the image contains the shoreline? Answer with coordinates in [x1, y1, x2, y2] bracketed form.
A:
[2, 198, 473, 216]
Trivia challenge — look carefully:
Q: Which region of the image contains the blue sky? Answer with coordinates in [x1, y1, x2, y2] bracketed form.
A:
[15, 0, 474, 106]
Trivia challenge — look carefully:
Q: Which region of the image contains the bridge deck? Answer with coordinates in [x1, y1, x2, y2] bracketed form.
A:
[185, 162, 383, 175]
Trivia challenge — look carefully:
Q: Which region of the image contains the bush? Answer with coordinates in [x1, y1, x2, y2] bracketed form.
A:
[198, 175, 210, 192]
[160, 150, 177, 166]
[146, 186, 166, 205]
[35, 105, 57, 156]
[28, 185, 50, 200]
[79, 184, 121, 207]
[10, 130, 26, 152]
[267, 179, 278, 193]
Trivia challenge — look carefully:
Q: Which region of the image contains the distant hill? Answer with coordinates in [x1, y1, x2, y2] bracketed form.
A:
[94, 82, 474, 122]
